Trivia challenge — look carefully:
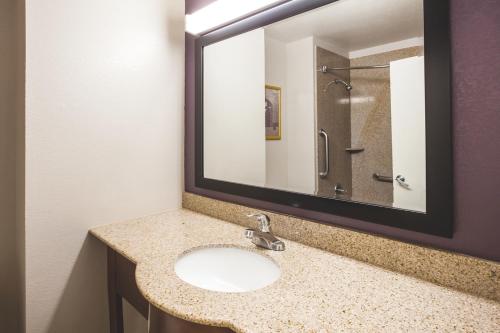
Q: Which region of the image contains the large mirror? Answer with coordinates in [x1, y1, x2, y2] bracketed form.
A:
[196, 0, 452, 236]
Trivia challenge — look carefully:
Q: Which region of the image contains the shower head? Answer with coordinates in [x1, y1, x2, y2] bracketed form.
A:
[338, 79, 353, 91]
[323, 79, 353, 92]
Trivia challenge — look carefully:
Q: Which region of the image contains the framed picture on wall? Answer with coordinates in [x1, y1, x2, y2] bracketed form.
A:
[265, 85, 281, 140]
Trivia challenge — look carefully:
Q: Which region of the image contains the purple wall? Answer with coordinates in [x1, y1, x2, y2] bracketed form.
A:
[185, 0, 500, 262]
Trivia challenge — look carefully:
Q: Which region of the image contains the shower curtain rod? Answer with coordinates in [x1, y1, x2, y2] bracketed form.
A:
[318, 64, 389, 72]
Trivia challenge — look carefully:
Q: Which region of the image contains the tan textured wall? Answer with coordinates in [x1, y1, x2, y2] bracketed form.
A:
[316, 47, 352, 198]
[350, 46, 423, 206]
[0, 0, 23, 331]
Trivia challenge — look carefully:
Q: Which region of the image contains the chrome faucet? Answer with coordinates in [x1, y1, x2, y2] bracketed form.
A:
[244, 213, 285, 251]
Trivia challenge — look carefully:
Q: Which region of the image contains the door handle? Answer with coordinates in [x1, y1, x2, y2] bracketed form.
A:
[395, 175, 410, 189]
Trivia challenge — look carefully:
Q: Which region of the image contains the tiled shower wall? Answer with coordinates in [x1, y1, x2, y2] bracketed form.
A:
[316, 47, 351, 197]
[316, 46, 424, 205]
[350, 46, 423, 205]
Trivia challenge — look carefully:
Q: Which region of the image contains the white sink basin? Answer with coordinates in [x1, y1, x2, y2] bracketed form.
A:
[174, 246, 280, 293]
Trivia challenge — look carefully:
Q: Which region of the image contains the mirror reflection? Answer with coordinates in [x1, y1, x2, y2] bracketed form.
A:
[203, 0, 426, 212]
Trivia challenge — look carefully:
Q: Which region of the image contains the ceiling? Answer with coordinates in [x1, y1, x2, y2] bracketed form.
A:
[265, 0, 424, 54]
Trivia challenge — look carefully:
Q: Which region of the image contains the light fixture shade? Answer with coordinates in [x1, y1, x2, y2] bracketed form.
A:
[186, 0, 283, 35]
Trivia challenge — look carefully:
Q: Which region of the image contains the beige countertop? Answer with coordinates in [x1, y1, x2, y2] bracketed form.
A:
[90, 209, 500, 333]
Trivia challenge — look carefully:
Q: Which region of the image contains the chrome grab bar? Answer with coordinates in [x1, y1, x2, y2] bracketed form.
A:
[319, 129, 329, 178]
[373, 173, 411, 189]
[373, 173, 393, 183]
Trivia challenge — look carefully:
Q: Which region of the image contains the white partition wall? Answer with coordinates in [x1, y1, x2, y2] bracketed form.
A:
[204, 28, 266, 187]
[390, 56, 426, 211]
[264, 36, 288, 190]
[285, 37, 316, 195]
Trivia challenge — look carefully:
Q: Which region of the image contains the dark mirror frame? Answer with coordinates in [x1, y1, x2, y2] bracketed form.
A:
[194, 0, 453, 237]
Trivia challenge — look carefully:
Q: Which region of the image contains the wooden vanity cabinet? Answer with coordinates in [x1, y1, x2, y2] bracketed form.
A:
[106, 247, 235, 333]
[107, 247, 149, 333]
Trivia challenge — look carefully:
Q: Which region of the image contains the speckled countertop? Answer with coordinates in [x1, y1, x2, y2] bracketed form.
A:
[90, 209, 500, 333]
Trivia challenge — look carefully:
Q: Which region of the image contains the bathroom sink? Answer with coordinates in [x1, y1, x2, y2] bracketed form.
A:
[174, 246, 280, 292]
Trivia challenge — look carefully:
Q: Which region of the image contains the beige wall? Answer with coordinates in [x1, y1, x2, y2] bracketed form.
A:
[16, 0, 26, 330]
[24, 0, 185, 332]
[0, 0, 24, 331]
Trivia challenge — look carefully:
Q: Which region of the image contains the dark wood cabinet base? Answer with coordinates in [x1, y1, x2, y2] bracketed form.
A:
[107, 248, 148, 333]
[106, 247, 235, 333]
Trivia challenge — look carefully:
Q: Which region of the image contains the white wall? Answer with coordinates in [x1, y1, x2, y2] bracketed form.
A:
[263, 35, 317, 194]
[204, 28, 266, 187]
[24, 0, 185, 332]
[390, 56, 426, 212]
[285, 37, 316, 194]
[264, 36, 288, 190]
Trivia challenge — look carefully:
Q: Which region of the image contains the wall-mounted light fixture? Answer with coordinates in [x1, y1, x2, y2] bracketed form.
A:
[186, 0, 283, 35]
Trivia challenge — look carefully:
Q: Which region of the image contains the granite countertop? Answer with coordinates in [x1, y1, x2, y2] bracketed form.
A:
[89, 209, 500, 333]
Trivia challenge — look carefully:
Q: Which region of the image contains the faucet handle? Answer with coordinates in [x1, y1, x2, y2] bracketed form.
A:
[246, 213, 271, 233]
